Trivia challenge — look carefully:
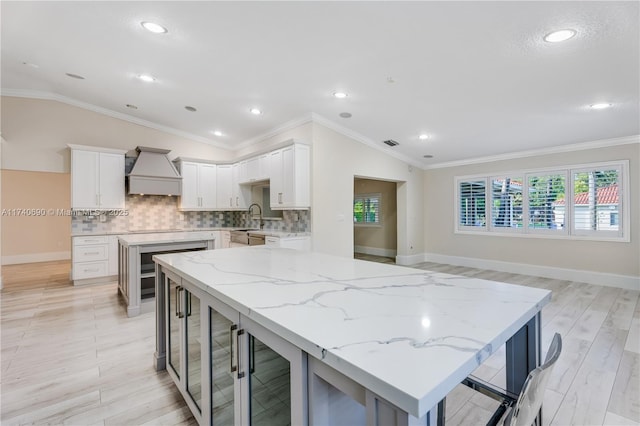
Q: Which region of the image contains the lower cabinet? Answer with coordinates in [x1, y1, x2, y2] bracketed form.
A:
[163, 269, 306, 425]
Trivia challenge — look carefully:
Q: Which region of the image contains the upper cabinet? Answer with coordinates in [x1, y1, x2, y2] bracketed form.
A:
[216, 164, 234, 209]
[175, 161, 217, 210]
[70, 146, 126, 210]
[232, 163, 250, 209]
[270, 144, 310, 210]
[238, 154, 270, 184]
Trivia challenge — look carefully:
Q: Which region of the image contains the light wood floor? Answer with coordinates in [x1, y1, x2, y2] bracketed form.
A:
[1, 259, 638, 425]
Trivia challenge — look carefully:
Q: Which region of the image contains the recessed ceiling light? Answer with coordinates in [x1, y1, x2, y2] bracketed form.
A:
[333, 92, 348, 99]
[65, 73, 85, 80]
[138, 74, 156, 82]
[126, 104, 138, 109]
[543, 29, 576, 43]
[590, 103, 613, 110]
[185, 106, 197, 112]
[339, 112, 352, 118]
[250, 108, 263, 115]
[213, 130, 223, 137]
[419, 134, 429, 140]
[141, 21, 168, 34]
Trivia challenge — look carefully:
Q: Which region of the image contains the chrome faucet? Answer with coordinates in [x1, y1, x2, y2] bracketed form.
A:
[248, 203, 264, 229]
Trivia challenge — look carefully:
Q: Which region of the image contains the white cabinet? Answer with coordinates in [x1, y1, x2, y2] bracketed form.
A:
[270, 144, 310, 210]
[265, 235, 311, 251]
[70, 147, 125, 210]
[72, 234, 121, 284]
[72, 235, 109, 282]
[232, 163, 250, 209]
[176, 161, 217, 210]
[216, 165, 233, 209]
[240, 154, 270, 184]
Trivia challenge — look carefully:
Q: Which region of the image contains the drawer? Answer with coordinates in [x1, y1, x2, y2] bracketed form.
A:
[73, 235, 108, 246]
[73, 261, 108, 280]
[73, 244, 108, 262]
[265, 236, 280, 247]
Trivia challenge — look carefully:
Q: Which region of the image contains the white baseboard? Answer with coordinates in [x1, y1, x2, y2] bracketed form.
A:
[395, 253, 426, 266]
[354, 245, 397, 258]
[1, 251, 71, 265]
[421, 252, 639, 291]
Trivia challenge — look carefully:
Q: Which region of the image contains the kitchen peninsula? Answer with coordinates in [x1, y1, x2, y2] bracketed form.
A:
[153, 247, 551, 425]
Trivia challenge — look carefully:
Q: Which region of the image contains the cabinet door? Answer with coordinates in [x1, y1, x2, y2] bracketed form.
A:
[209, 303, 239, 425]
[232, 164, 250, 210]
[240, 315, 307, 426]
[281, 146, 296, 207]
[269, 150, 284, 209]
[107, 235, 119, 276]
[99, 153, 125, 209]
[168, 278, 183, 379]
[199, 164, 218, 209]
[258, 154, 270, 180]
[180, 162, 200, 209]
[71, 150, 99, 208]
[186, 290, 202, 411]
[216, 165, 233, 209]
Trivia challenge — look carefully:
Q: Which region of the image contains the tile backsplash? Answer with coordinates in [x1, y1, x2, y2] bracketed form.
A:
[71, 194, 310, 234]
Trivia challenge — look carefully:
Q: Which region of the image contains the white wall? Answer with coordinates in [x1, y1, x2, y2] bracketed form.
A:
[311, 123, 423, 260]
[1, 96, 232, 172]
[424, 143, 639, 287]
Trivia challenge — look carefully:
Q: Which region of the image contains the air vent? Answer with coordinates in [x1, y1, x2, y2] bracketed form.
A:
[383, 139, 399, 147]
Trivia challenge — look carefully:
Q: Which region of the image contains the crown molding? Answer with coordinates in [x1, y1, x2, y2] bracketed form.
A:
[423, 135, 640, 170]
[1, 88, 229, 150]
[309, 112, 426, 169]
[233, 113, 315, 152]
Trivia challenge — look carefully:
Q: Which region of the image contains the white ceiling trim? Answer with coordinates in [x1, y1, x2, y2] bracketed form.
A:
[0, 88, 229, 150]
[309, 113, 426, 170]
[232, 113, 315, 152]
[423, 135, 640, 170]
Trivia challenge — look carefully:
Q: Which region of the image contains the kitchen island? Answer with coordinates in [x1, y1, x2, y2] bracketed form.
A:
[118, 231, 217, 317]
[153, 247, 551, 425]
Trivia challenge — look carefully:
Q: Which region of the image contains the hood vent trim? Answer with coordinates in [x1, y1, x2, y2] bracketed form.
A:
[127, 146, 182, 196]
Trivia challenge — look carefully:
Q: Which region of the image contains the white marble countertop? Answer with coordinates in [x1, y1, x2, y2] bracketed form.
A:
[154, 247, 551, 417]
[118, 230, 219, 246]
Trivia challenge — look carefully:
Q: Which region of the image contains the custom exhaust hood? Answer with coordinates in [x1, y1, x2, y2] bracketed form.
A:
[127, 146, 182, 196]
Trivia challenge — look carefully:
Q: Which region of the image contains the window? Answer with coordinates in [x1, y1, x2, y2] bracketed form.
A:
[458, 180, 486, 229]
[526, 172, 566, 233]
[354, 193, 381, 225]
[490, 176, 523, 230]
[571, 167, 621, 237]
[455, 161, 628, 241]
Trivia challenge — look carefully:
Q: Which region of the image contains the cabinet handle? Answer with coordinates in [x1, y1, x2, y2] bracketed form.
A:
[235, 196, 239, 207]
[175, 285, 180, 317]
[85, 251, 100, 255]
[236, 328, 245, 379]
[229, 197, 233, 207]
[230, 324, 238, 373]
[187, 292, 192, 317]
[96, 194, 99, 205]
[177, 286, 185, 318]
[83, 268, 99, 272]
[279, 192, 283, 204]
[249, 335, 255, 374]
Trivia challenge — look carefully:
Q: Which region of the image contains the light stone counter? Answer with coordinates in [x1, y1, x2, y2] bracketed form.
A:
[154, 247, 551, 420]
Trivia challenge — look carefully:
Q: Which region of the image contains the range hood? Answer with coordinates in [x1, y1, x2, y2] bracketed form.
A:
[127, 146, 182, 196]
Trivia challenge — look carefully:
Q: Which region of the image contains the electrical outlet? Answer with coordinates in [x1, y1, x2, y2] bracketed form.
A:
[293, 213, 299, 222]
[218, 213, 224, 220]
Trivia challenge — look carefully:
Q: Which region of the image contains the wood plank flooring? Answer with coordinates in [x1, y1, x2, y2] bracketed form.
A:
[1, 258, 639, 425]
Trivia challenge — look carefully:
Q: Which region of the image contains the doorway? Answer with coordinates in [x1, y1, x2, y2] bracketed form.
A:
[353, 178, 398, 264]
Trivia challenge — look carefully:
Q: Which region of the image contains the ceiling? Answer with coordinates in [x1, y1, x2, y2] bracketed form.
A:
[2, 1, 638, 167]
